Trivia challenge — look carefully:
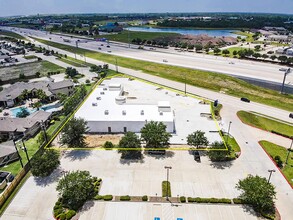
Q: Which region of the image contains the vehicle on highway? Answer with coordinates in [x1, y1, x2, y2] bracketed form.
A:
[279, 68, 287, 71]
[229, 62, 235, 64]
[101, 44, 104, 46]
[107, 45, 110, 48]
[289, 113, 293, 119]
[163, 59, 168, 62]
[240, 97, 250, 103]
[108, 51, 112, 53]
[98, 47, 101, 50]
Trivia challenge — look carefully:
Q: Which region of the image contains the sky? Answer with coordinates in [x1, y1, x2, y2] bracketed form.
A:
[0, 0, 293, 17]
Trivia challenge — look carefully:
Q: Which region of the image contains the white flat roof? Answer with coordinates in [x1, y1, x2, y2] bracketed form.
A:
[75, 79, 173, 122]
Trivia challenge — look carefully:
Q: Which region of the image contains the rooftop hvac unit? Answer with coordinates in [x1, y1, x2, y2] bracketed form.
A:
[100, 91, 105, 95]
[104, 110, 109, 115]
[92, 103, 97, 106]
[122, 110, 126, 115]
[96, 97, 101, 100]
[103, 88, 107, 91]
[159, 111, 163, 115]
[141, 110, 144, 115]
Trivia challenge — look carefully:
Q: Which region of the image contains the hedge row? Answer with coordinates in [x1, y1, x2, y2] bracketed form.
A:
[94, 195, 113, 201]
[120, 195, 131, 201]
[187, 197, 232, 204]
[271, 130, 292, 139]
[53, 199, 76, 220]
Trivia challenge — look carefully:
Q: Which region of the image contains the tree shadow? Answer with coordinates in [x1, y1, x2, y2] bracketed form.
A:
[79, 200, 95, 213]
[63, 150, 92, 161]
[240, 205, 259, 218]
[144, 150, 175, 159]
[34, 167, 63, 187]
[210, 160, 234, 169]
[119, 157, 145, 165]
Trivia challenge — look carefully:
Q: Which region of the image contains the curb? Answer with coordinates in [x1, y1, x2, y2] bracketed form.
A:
[258, 141, 293, 189]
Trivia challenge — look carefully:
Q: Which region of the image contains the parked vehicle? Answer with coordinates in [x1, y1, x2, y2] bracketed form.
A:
[193, 151, 201, 162]
[240, 97, 250, 103]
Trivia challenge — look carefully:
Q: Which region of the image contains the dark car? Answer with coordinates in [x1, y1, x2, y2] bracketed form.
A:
[289, 113, 293, 119]
[240, 97, 250, 103]
[193, 151, 201, 162]
[107, 45, 110, 48]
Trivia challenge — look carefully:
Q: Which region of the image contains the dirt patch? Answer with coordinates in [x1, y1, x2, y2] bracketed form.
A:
[85, 134, 123, 147]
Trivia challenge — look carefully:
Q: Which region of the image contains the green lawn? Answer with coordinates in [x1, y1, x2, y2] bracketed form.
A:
[233, 31, 254, 42]
[259, 140, 293, 186]
[0, 30, 26, 40]
[103, 30, 179, 43]
[40, 60, 66, 74]
[57, 57, 87, 67]
[221, 133, 241, 160]
[237, 111, 293, 137]
[31, 37, 293, 112]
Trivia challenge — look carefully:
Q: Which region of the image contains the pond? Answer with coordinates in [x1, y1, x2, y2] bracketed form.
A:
[125, 26, 239, 37]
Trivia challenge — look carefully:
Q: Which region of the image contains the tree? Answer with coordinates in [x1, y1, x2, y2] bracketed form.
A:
[118, 132, 142, 159]
[207, 141, 231, 161]
[232, 50, 238, 56]
[16, 107, 30, 118]
[56, 170, 95, 210]
[278, 55, 288, 63]
[213, 47, 221, 55]
[262, 54, 269, 60]
[65, 67, 78, 78]
[222, 49, 230, 56]
[61, 117, 88, 148]
[254, 45, 261, 51]
[270, 55, 277, 60]
[19, 89, 30, 101]
[31, 149, 60, 177]
[187, 130, 209, 149]
[252, 53, 261, 59]
[35, 89, 47, 102]
[140, 121, 171, 149]
[236, 175, 276, 213]
[194, 44, 203, 52]
[33, 101, 42, 110]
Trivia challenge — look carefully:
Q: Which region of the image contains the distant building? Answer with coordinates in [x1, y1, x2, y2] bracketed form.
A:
[267, 35, 291, 43]
[0, 80, 74, 107]
[0, 141, 18, 167]
[263, 26, 287, 33]
[0, 110, 52, 140]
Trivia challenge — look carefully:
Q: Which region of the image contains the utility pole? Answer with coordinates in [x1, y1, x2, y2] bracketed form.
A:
[285, 138, 293, 164]
[41, 121, 48, 144]
[164, 166, 172, 201]
[267, 169, 276, 183]
[21, 139, 30, 166]
[115, 57, 118, 73]
[184, 73, 187, 95]
[13, 138, 23, 168]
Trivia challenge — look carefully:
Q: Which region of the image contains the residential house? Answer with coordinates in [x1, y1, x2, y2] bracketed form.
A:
[0, 141, 18, 167]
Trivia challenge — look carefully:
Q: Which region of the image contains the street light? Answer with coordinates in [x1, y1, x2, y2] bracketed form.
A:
[164, 166, 172, 201]
[267, 169, 276, 183]
[181, 73, 187, 95]
[226, 121, 232, 144]
[280, 68, 291, 94]
[115, 57, 118, 73]
[21, 138, 30, 166]
[285, 138, 293, 165]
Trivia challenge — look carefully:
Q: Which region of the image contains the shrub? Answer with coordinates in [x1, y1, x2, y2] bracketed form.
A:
[104, 141, 114, 150]
[180, 196, 186, 203]
[162, 181, 171, 197]
[94, 195, 104, 200]
[142, 195, 148, 201]
[85, 79, 90, 84]
[103, 195, 113, 201]
[233, 198, 245, 204]
[54, 208, 63, 217]
[57, 213, 66, 220]
[120, 195, 131, 201]
[65, 210, 76, 220]
[274, 155, 283, 168]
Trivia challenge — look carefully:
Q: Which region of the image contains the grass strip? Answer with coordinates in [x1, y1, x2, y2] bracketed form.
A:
[259, 140, 293, 187]
[31, 37, 293, 112]
[237, 111, 293, 137]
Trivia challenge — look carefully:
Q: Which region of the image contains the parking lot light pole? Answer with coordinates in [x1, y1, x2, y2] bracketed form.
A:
[285, 138, 293, 165]
[226, 121, 232, 144]
[164, 166, 172, 201]
[267, 169, 276, 183]
[280, 68, 291, 94]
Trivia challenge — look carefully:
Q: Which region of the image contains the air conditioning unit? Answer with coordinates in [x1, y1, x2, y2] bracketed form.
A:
[103, 88, 107, 91]
[104, 110, 109, 115]
[96, 97, 101, 100]
[122, 110, 126, 115]
[100, 91, 105, 95]
[141, 110, 144, 115]
[159, 111, 163, 115]
[92, 103, 97, 106]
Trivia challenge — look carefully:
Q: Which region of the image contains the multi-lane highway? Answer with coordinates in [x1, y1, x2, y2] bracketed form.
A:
[1, 26, 293, 85]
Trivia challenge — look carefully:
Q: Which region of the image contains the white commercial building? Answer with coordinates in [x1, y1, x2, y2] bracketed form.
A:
[75, 80, 174, 133]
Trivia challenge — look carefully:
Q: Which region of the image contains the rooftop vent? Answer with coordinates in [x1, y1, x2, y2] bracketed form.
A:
[122, 110, 126, 115]
[141, 110, 144, 115]
[103, 88, 107, 91]
[159, 111, 163, 116]
[104, 110, 109, 115]
[100, 91, 105, 95]
[92, 103, 97, 106]
[96, 97, 101, 100]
